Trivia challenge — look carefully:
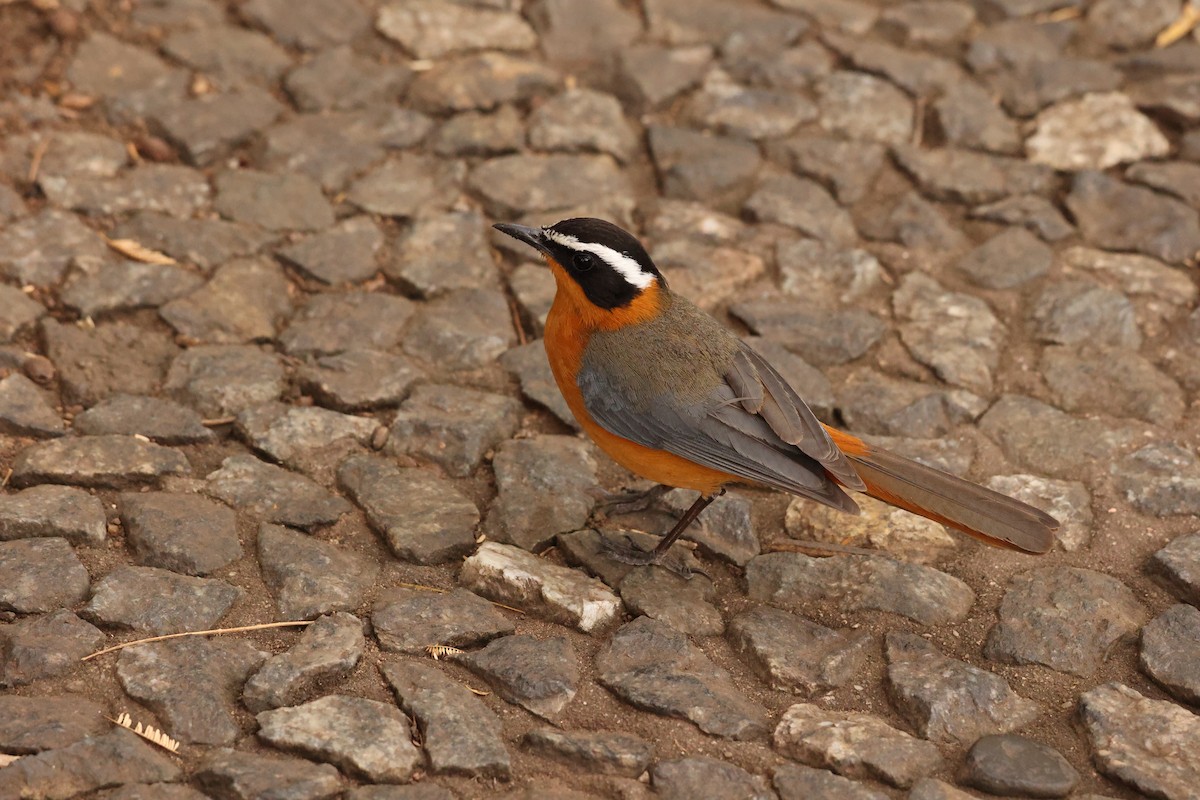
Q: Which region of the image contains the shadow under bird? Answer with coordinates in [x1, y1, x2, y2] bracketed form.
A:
[495, 218, 1059, 567]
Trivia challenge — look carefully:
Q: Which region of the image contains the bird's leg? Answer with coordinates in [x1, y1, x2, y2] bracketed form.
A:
[591, 484, 671, 518]
[600, 490, 722, 572]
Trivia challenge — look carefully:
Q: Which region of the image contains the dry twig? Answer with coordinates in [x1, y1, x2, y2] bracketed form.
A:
[82, 621, 312, 661]
[107, 711, 181, 754]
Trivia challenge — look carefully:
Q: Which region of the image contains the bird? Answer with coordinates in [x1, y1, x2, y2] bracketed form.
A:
[494, 217, 1058, 567]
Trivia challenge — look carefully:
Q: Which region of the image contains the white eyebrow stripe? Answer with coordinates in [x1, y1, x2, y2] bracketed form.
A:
[544, 229, 657, 289]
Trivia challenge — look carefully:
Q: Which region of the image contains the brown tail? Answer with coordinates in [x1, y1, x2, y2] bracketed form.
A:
[823, 426, 1058, 554]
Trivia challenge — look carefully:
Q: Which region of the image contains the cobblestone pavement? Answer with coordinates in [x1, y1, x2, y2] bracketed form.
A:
[1, 0, 1199, 797]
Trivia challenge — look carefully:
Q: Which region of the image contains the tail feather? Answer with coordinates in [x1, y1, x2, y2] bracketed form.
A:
[823, 426, 1058, 554]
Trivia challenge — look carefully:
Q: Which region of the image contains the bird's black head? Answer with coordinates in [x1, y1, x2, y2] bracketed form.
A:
[494, 217, 665, 310]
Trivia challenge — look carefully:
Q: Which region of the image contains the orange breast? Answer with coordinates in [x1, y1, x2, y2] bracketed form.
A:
[541, 259, 737, 496]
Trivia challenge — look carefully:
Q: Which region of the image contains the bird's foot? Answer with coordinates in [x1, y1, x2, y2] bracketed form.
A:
[591, 484, 671, 519]
[598, 533, 707, 580]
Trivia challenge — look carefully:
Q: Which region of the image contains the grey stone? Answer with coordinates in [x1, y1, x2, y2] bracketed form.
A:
[0, 209, 110, 286]
[105, 784, 212, 800]
[654, 237, 766, 309]
[28, 131, 128, 179]
[616, 45, 712, 110]
[527, 0, 642, 65]
[389, 210, 499, 297]
[894, 272, 1003, 394]
[980, 394, 1147, 480]
[619, 567, 724, 636]
[747, 552, 975, 625]
[907, 778, 978, 800]
[1113, 444, 1200, 516]
[371, 587, 513, 655]
[1028, 93, 1169, 171]
[261, 108, 432, 192]
[783, 135, 886, 205]
[166, 345, 285, 418]
[0, 184, 24, 221]
[773, 0, 879, 34]
[0, 373, 62, 437]
[1140, 604, 1200, 705]
[893, 144, 1055, 205]
[377, 0, 536, 59]
[1006, 58, 1125, 117]
[962, 734, 1079, 799]
[214, 170, 332, 232]
[745, 174, 857, 247]
[300, 350, 422, 412]
[687, 71, 817, 140]
[776, 238, 882, 304]
[529, 89, 638, 162]
[509, 263, 555, 335]
[471, 153, 629, 217]
[1042, 346, 1184, 427]
[648, 125, 762, 210]
[403, 288, 514, 370]
[242, 0, 370, 50]
[0, 730, 180, 799]
[823, 32, 965, 96]
[73, 394, 214, 444]
[461, 542, 622, 633]
[882, 191, 970, 256]
[113, 211, 273, 272]
[83, 565, 240, 634]
[160, 258, 292, 344]
[880, 2, 976, 45]
[885, 633, 1040, 747]
[119, 491, 241, 575]
[0, 285, 43, 342]
[786, 492, 957, 565]
[0, 610, 104, 688]
[1149, 531, 1200, 607]
[660, 487, 760, 566]
[279, 217, 383, 285]
[815, 71, 913, 145]
[521, 727, 652, 778]
[347, 154, 462, 219]
[42, 319, 179, 407]
[162, 26, 290, 89]
[1066, 170, 1200, 266]
[488, 435, 597, 551]
[463, 634, 579, 720]
[1080, 682, 1200, 800]
[652, 757, 774, 800]
[956, 227, 1052, 289]
[13, 435, 188, 490]
[0, 695, 107, 754]
[984, 567, 1149, 677]
[0, 538, 88, 614]
[285, 46, 410, 113]
[257, 695, 420, 784]
[1132, 72, 1200, 125]
[970, 195, 1074, 242]
[1088, 0, 1179, 49]
[556, 527, 703, 590]
[731, 298, 886, 367]
[237, 402, 377, 468]
[243, 612, 365, 712]
[117, 637, 266, 745]
[728, 605, 872, 694]
[645, 0, 802, 45]
[776, 764, 888, 799]
[195, 748, 343, 800]
[339, 454, 478, 564]
[60, 260, 204, 319]
[432, 105, 526, 157]
[985, 474, 1093, 552]
[151, 88, 285, 167]
[598, 616, 768, 740]
[773, 702, 942, 788]
[408, 52, 560, 113]
[1127, 160, 1200, 209]
[206, 454, 351, 530]
[966, 19, 1061, 73]
[382, 659, 511, 779]
[258, 523, 379, 620]
[499, 340, 576, 427]
[0, 485, 105, 546]
[835, 368, 981, 439]
[41, 163, 212, 219]
[280, 292, 414, 357]
[388, 384, 521, 477]
[67, 33, 188, 123]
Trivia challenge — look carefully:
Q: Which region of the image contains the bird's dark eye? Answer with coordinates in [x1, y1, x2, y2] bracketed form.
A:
[573, 252, 595, 272]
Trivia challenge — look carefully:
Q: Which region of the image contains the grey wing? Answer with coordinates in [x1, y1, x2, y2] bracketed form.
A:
[577, 344, 861, 512]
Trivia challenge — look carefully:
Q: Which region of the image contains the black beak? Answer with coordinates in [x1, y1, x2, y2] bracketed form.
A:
[493, 222, 550, 256]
